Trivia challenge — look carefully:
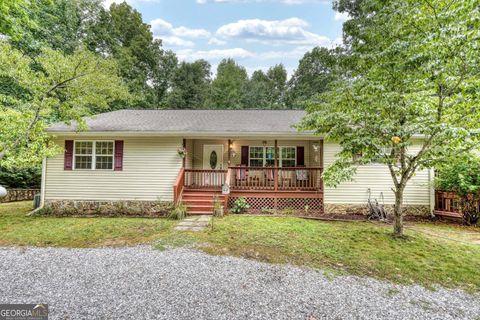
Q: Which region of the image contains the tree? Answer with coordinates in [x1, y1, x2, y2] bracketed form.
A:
[286, 47, 338, 109]
[209, 58, 248, 109]
[0, 42, 130, 167]
[243, 70, 271, 109]
[299, 0, 480, 236]
[166, 60, 211, 109]
[0, 0, 43, 41]
[266, 64, 287, 109]
[86, 2, 169, 108]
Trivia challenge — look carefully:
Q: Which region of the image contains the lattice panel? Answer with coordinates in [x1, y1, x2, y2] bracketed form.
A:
[228, 197, 324, 213]
[228, 197, 275, 209]
[277, 198, 323, 210]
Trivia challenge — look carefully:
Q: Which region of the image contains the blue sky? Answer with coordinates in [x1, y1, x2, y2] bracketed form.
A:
[105, 0, 346, 77]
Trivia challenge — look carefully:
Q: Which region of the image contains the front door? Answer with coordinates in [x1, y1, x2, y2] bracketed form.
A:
[203, 145, 224, 170]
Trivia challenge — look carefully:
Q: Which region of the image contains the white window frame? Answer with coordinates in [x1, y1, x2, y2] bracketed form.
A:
[248, 146, 297, 167]
[73, 140, 115, 171]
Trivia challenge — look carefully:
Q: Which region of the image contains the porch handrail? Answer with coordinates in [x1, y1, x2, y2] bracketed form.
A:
[184, 169, 227, 189]
[173, 167, 185, 204]
[228, 166, 323, 191]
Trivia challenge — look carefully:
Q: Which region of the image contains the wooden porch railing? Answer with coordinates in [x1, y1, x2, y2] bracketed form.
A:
[228, 166, 323, 192]
[173, 168, 185, 204]
[434, 191, 463, 217]
[184, 169, 227, 189]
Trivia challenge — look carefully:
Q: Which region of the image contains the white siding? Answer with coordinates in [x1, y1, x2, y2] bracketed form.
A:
[323, 142, 432, 206]
[44, 136, 182, 201]
[191, 139, 316, 169]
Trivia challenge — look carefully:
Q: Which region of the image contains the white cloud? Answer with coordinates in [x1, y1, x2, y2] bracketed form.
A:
[334, 11, 350, 22]
[156, 36, 195, 47]
[208, 37, 227, 45]
[177, 48, 254, 61]
[216, 18, 331, 46]
[151, 18, 211, 39]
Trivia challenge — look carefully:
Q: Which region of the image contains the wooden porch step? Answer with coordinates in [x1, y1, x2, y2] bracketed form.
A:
[181, 190, 225, 215]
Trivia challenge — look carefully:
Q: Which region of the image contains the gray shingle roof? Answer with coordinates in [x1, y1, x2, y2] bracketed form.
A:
[47, 110, 309, 134]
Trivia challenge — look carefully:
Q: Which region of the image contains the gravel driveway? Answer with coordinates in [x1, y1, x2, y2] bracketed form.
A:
[0, 246, 478, 320]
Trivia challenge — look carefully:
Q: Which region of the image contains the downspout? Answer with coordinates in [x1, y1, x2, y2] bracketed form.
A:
[429, 168, 435, 218]
[27, 157, 47, 216]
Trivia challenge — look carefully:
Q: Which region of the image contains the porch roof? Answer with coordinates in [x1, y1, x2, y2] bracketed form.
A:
[47, 110, 315, 136]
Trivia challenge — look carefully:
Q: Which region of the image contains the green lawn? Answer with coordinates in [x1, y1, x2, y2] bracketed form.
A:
[158, 216, 480, 291]
[0, 201, 175, 247]
[1, 201, 479, 291]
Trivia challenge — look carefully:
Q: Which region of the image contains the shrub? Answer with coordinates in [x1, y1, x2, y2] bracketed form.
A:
[436, 154, 480, 225]
[213, 196, 224, 217]
[231, 197, 250, 214]
[168, 202, 188, 220]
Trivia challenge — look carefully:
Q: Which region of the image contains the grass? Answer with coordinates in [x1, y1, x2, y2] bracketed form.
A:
[2, 201, 479, 291]
[0, 201, 175, 247]
[156, 216, 480, 291]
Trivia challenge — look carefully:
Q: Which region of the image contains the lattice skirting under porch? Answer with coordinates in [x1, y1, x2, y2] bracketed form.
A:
[227, 196, 324, 214]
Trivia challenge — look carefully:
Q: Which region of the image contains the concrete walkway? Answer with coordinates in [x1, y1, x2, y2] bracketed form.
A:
[174, 215, 211, 231]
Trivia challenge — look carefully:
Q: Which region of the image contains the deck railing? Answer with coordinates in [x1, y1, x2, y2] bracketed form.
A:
[184, 169, 228, 189]
[228, 166, 323, 192]
[434, 191, 464, 217]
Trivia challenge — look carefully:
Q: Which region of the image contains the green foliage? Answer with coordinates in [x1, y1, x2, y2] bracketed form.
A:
[166, 60, 211, 109]
[0, 42, 130, 167]
[299, 0, 480, 235]
[286, 47, 338, 109]
[231, 197, 250, 214]
[436, 155, 480, 196]
[0, 0, 47, 41]
[168, 202, 188, 220]
[209, 58, 248, 109]
[0, 165, 41, 189]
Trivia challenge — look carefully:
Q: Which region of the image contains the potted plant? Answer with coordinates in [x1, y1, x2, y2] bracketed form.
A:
[177, 147, 187, 159]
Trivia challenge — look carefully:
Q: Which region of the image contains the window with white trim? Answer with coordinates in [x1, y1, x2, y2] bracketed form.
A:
[248, 146, 296, 167]
[74, 141, 114, 170]
[281, 147, 296, 167]
[249, 146, 264, 167]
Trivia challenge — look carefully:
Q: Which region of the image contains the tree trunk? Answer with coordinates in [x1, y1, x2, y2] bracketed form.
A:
[393, 185, 405, 237]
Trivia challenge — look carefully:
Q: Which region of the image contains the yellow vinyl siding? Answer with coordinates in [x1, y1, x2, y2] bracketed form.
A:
[323, 142, 431, 206]
[44, 136, 182, 201]
[191, 139, 313, 169]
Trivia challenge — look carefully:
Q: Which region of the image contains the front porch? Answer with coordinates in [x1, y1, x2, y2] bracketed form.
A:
[173, 138, 324, 214]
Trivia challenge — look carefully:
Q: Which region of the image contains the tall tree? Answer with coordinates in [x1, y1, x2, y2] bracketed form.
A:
[299, 0, 480, 236]
[243, 70, 271, 109]
[166, 60, 211, 109]
[209, 58, 248, 109]
[88, 2, 168, 108]
[0, 42, 130, 166]
[266, 64, 287, 109]
[286, 47, 337, 109]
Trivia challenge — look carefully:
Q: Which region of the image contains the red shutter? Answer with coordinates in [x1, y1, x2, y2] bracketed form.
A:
[241, 146, 249, 166]
[114, 140, 124, 171]
[296, 146, 305, 166]
[64, 140, 73, 170]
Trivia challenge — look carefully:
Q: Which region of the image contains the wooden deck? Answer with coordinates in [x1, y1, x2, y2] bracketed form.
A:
[173, 167, 324, 214]
[434, 191, 463, 218]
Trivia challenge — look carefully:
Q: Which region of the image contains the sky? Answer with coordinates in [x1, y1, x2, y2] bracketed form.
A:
[104, 0, 347, 77]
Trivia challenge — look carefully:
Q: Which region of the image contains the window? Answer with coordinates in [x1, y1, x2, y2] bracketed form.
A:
[281, 147, 296, 167]
[248, 146, 296, 167]
[74, 141, 114, 170]
[249, 146, 264, 167]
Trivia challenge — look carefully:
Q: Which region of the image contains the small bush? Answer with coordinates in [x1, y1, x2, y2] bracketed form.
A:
[231, 197, 250, 214]
[213, 196, 224, 217]
[168, 202, 188, 220]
